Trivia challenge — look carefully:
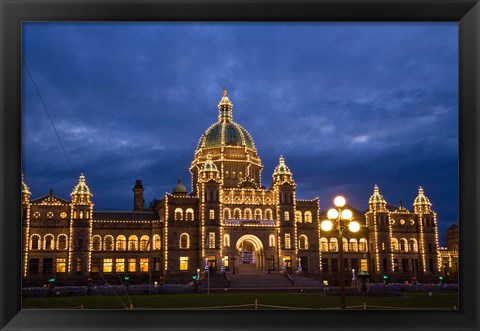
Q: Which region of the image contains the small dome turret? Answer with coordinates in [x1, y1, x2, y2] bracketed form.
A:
[273, 155, 295, 185]
[172, 178, 188, 195]
[414, 186, 432, 213]
[71, 173, 93, 205]
[368, 185, 386, 212]
[22, 174, 31, 204]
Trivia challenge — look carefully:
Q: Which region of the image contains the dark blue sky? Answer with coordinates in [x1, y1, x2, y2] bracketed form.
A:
[22, 22, 458, 244]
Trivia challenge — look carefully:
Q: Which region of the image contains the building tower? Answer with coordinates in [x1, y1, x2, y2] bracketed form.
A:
[69, 174, 93, 279]
[133, 180, 145, 211]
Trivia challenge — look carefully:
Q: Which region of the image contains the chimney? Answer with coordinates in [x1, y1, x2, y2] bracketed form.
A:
[133, 180, 144, 211]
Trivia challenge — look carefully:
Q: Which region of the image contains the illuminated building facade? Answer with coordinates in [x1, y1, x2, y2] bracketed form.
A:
[21, 89, 442, 286]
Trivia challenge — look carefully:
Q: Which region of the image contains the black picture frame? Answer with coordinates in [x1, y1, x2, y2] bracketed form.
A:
[1, 0, 479, 330]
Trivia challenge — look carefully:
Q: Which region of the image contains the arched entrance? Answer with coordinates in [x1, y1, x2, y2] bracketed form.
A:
[235, 235, 264, 271]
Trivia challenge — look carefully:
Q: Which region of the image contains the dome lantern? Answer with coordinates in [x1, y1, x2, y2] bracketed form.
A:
[71, 173, 93, 205]
[218, 87, 233, 122]
[368, 184, 386, 212]
[414, 186, 432, 213]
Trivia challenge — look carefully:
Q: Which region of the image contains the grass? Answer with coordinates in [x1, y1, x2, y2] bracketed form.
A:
[22, 292, 459, 310]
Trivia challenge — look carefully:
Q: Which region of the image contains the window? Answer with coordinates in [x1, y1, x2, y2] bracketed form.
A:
[28, 258, 39, 274]
[351, 258, 359, 272]
[265, 209, 273, 220]
[254, 209, 262, 220]
[44, 234, 54, 250]
[428, 258, 434, 272]
[234, 208, 241, 219]
[382, 258, 388, 272]
[359, 238, 368, 252]
[56, 258, 66, 273]
[116, 235, 126, 250]
[209, 209, 215, 220]
[92, 236, 102, 251]
[305, 211, 312, 223]
[393, 258, 399, 272]
[342, 238, 348, 252]
[223, 234, 230, 247]
[412, 259, 419, 272]
[180, 233, 190, 249]
[140, 235, 150, 251]
[43, 258, 53, 274]
[174, 208, 183, 221]
[116, 258, 125, 273]
[428, 243, 433, 253]
[295, 211, 302, 222]
[349, 239, 358, 252]
[284, 211, 290, 221]
[154, 258, 160, 272]
[31, 234, 40, 250]
[128, 258, 136, 272]
[402, 259, 409, 272]
[140, 258, 149, 272]
[103, 259, 113, 273]
[208, 232, 215, 249]
[77, 239, 83, 250]
[299, 235, 308, 250]
[153, 235, 161, 250]
[284, 233, 291, 249]
[321, 258, 329, 272]
[329, 238, 338, 252]
[360, 259, 368, 272]
[409, 239, 418, 252]
[223, 208, 231, 219]
[381, 242, 386, 251]
[331, 258, 338, 272]
[104, 236, 114, 251]
[180, 257, 189, 271]
[269, 234, 276, 247]
[186, 208, 194, 221]
[391, 238, 398, 252]
[343, 258, 348, 272]
[128, 235, 138, 250]
[320, 238, 328, 252]
[91, 258, 100, 273]
[76, 258, 82, 272]
[244, 209, 252, 219]
[57, 235, 67, 250]
[400, 238, 408, 252]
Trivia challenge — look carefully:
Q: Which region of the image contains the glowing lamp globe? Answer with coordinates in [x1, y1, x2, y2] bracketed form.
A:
[341, 209, 353, 220]
[321, 220, 333, 232]
[348, 221, 361, 233]
[334, 196, 346, 207]
[327, 208, 339, 220]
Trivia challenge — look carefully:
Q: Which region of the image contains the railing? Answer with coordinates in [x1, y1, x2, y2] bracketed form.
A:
[285, 273, 295, 287]
[223, 273, 231, 287]
[223, 219, 276, 226]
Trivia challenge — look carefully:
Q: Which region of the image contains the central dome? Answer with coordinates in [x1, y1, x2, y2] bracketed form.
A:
[196, 88, 256, 150]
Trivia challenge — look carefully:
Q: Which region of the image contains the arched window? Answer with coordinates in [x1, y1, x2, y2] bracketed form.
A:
[179, 233, 190, 249]
[304, 211, 312, 223]
[349, 238, 358, 252]
[91, 235, 102, 251]
[269, 234, 276, 247]
[409, 238, 418, 252]
[265, 209, 273, 220]
[223, 234, 230, 247]
[57, 234, 68, 250]
[223, 208, 231, 219]
[284, 211, 290, 221]
[140, 235, 150, 250]
[116, 235, 126, 251]
[153, 234, 161, 250]
[342, 238, 348, 252]
[391, 238, 398, 252]
[244, 208, 252, 219]
[329, 238, 338, 252]
[359, 238, 368, 252]
[30, 234, 41, 250]
[209, 209, 215, 220]
[186, 208, 194, 221]
[44, 234, 54, 250]
[174, 208, 183, 221]
[320, 237, 328, 252]
[295, 211, 302, 222]
[299, 235, 308, 250]
[104, 235, 114, 251]
[234, 208, 241, 219]
[400, 238, 408, 252]
[254, 209, 262, 220]
[128, 235, 138, 250]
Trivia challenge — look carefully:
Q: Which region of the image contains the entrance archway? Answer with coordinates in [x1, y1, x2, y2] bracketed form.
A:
[235, 235, 264, 271]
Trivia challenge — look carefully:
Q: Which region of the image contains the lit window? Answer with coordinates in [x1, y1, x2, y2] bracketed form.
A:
[44, 234, 54, 250]
[244, 209, 252, 219]
[103, 258, 113, 273]
[128, 235, 138, 250]
[174, 208, 183, 221]
[116, 258, 125, 273]
[186, 208, 194, 221]
[92, 236, 102, 251]
[391, 238, 398, 252]
[209, 209, 215, 220]
[153, 235, 161, 250]
[104, 236, 114, 250]
[128, 258, 136, 272]
[400, 238, 408, 252]
[91, 258, 100, 273]
[116, 235, 126, 250]
[284, 211, 290, 221]
[140, 235, 150, 250]
[223, 208, 231, 219]
[409, 239, 418, 252]
[359, 238, 368, 252]
[295, 211, 302, 222]
[342, 238, 348, 252]
[304, 211, 312, 223]
[209, 232, 215, 249]
[56, 258, 66, 273]
[140, 258, 149, 272]
[180, 233, 190, 249]
[223, 234, 230, 247]
[285, 233, 291, 249]
[299, 235, 308, 250]
[254, 209, 262, 220]
[76, 257, 82, 272]
[320, 238, 328, 252]
[180, 257, 189, 271]
[329, 238, 338, 252]
[269, 234, 276, 247]
[349, 238, 358, 252]
[265, 209, 273, 220]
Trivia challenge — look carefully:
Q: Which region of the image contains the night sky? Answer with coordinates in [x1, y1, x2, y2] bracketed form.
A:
[22, 22, 458, 245]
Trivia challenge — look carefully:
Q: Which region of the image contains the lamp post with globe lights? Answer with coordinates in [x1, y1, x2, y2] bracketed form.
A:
[321, 196, 361, 309]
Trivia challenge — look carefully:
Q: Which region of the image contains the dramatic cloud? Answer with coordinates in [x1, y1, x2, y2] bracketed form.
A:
[22, 22, 458, 243]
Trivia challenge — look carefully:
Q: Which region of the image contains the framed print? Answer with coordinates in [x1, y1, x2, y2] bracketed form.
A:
[1, 1, 479, 331]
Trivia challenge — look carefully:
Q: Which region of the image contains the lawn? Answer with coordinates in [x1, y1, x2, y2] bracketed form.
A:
[22, 292, 458, 310]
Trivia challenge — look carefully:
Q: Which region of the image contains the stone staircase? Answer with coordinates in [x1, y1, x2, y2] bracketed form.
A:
[227, 271, 292, 288]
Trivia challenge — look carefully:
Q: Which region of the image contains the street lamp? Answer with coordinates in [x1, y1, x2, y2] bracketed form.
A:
[321, 195, 360, 309]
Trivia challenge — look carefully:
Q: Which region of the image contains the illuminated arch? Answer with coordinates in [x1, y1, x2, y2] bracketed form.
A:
[30, 234, 41, 250]
[180, 233, 190, 249]
[295, 211, 302, 222]
[186, 208, 194, 221]
[174, 208, 183, 221]
[349, 238, 358, 252]
[104, 235, 114, 251]
[359, 238, 368, 252]
[299, 235, 308, 250]
[223, 208, 231, 219]
[57, 234, 68, 250]
[140, 235, 150, 250]
[91, 235, 102, 251]
[265, 209, 273, 220]
[409, 238, 418, 252]
[233, 208, 241, 219]
[244, 208, 252, 219]
[391, 238, 399, 252]
[153, 234, 161, 250]
[235, 234, 264, 252]
[128, 235, 138, 250]
[304, 211, 312, 223]
[43, 234, 55, 250]
[254, 208, 262, 220]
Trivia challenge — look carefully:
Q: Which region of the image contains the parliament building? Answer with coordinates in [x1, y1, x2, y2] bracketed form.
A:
[22, 89, 445, 286]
